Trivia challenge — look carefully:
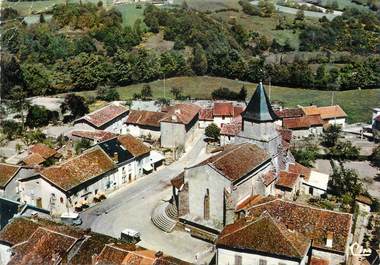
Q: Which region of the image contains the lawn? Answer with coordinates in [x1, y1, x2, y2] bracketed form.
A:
[113, 3, 146, 27]
[99, 76, 380, 124]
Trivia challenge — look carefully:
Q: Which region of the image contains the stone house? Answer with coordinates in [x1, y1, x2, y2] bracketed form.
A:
[274, 107, 305, 127]
[73, 103, 129, 134]
[199, 102, 244, 128]
[173, 143, 275, 235]
[125, 110, 168, 140]
[18, 147, 118, 216]
[69, 130, 116, 145]
[21, 143, 62, 167]
[0, 163, 35, 201]
[282, 115, 325, 139]
[302, 105, 347, 127]
[0, 216, 191, 265]
[160, 103, 200, 149]
[221, 198, 352, 265]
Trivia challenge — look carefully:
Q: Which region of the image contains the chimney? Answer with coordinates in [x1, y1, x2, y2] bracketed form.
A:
[91, 254, 98, 265]
[155, 251, 163, 259]
[171, 115, 177, 122]
[326, 231, 333, 248]
[113, 152, 118, 162]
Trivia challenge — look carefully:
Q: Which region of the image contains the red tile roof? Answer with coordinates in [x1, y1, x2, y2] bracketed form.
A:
[213, 102, 234, 116]
[22, 153, 46, 166]
[71, 130, 116, 142]
[0, 163, 20, 188]
[8, 227, 77, 265]
[196, 143, 269, 181]
[310, 256, 329, 265]
[199, 108, 213, 121]
[117, 134, 150, 157]
[29, 143, 58, 159]
[233, 106, 244, 117]
[278, 128, 293, 143]
[126, 110, 168, 128]
[246, 199, 352, 253]
[276, 171, 300, 189]
[288, 162, 311, 181]
[261, 171, 276, 186]
[78, 104, 128, 128]
[283, 115, 324, 129]
[171, 172, 184, 189]
[275, 108, 305, 119]
[162, 103, 200, 124]
[38, 147, 115, 191]
[302, 105, 347, 120]
[217, 212, 310, 260]
[220, 116, 242, 136]
[235, 194, 265, 211]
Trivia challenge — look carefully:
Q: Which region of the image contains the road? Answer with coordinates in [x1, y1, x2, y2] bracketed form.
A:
[80, 130, 214, 263]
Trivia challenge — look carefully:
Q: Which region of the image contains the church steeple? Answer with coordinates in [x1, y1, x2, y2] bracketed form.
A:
[242, 82, 278, 123]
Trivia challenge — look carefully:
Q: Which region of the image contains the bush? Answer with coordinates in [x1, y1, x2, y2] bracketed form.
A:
[205, 123, 220, 141]
[96, 86, 120, 101]
[1, 120, 22, 140]
[26, 105, 51, 128]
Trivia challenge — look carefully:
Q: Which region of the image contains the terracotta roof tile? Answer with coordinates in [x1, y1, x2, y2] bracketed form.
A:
[283, 115, 324, 129]
[162, 103, 200, 124]
[78, 104, 128, 128]
[276, 171, 300, 189]
[289, 162, 311, 181]
[117, 134, 150, 157]
[278, 128, 292, 143]
[233, 106, 244, 117]
[171, 172, 184, 189]
[275, 108, 305, 119]
[71, 130, 116, 142]
[126, 110, 168, 128]
[310, 256, 329, 265]
[220, 116, 242, 136]
[246, 199, 352, 253]
[0, 163, 20, 188]
[235, 194, 265, 211]
[197, 143, 269, 181]
[8, 227, 77, 265]
[199, 108, 213, 121]
[213, 102, 234, 116]
[302, 105, 347, 120]
[39, 147, 115, 191]
[29, 143, 58, 159]
[217, 212, 310, 260]
[22, 153, 46, 166]
[261, 171, 276, 186]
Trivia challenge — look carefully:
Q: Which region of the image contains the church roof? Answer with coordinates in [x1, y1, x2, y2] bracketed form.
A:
[242, 82, 279, 122]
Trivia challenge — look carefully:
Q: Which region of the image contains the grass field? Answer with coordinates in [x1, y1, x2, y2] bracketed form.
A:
[82, 76, 379, 124]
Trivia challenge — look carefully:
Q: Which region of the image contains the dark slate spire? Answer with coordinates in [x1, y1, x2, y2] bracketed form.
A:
[242, 82, 279, 122]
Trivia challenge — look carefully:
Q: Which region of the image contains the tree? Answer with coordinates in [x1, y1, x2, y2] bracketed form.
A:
[39, 14, 46, 23]
[141, 84, 153, 99]
[329, 141, 360, 161]
[329, 163, 363, 199]
[322, 124, 342, 147]
[295, 9, 305, 22]
[192, 43, 208, 75]
[1, 120, 22, 140]
[291, 140, 319, 167]
[9, 86, 29, 130]
[75, 138, 92, 154]
[170, 86, 183, 100]
[96, 86, 120, 101]
[239, 85, 247, 101]
[205, 123, 220, 141]
[21, 63, 51, 96]
[26, 105, 51, 128]
[61, 94, 89, 119]
[23, 129, 46, 145]
[258, 0, 275, 17]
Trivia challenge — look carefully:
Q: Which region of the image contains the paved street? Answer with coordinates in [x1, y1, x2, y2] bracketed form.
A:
[80, 130, 214, 263]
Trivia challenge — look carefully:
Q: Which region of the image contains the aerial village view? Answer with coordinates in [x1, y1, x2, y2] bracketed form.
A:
[0, 0, 379, 264]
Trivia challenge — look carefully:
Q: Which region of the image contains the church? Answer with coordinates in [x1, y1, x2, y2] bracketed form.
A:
[169, 82, 315, 240]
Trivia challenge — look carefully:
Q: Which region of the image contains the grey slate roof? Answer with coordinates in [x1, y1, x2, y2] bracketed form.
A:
[242, 82, 279, 122]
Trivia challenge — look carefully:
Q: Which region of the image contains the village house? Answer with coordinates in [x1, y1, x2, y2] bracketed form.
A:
[125, 110, 168, 140]
[0, 163, 36, 201]
[98, 134, 163, 182]
[220, 116, 242, 146]
[219, 198, 352, 265]
[274, 107, 305, 127]
[69, 130, 116, 145]
[302, 105, 347, 127]
[73, 102, 129, 134]
[160, 103, 200, 150]
[20, 143, 62, 167]
[199, 102, 244, 128]
[18, 146, 118, 216]
[282, 115, 325, 139]
[172, 143, 275, 239]
[0, 216, 190, 265]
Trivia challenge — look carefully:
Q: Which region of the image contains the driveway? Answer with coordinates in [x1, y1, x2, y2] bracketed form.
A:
[80, 130, 214, 263]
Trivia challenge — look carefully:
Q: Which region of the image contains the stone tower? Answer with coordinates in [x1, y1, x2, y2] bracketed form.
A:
[236, 82, 281, 162]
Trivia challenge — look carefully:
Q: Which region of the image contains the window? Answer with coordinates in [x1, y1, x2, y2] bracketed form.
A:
[95, 189, 98, 195]
[234, 255, 242, 265]
[204, 189, 210, 220]
[259, 260, 267, 265]
[60, 197, 64, 204]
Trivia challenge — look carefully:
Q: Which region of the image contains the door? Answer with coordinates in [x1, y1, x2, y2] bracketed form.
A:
[36, 197, 42, 208]
[309, 187, 314, 196]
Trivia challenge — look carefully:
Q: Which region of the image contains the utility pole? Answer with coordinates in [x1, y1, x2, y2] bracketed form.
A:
[163, 73, 166, 98]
